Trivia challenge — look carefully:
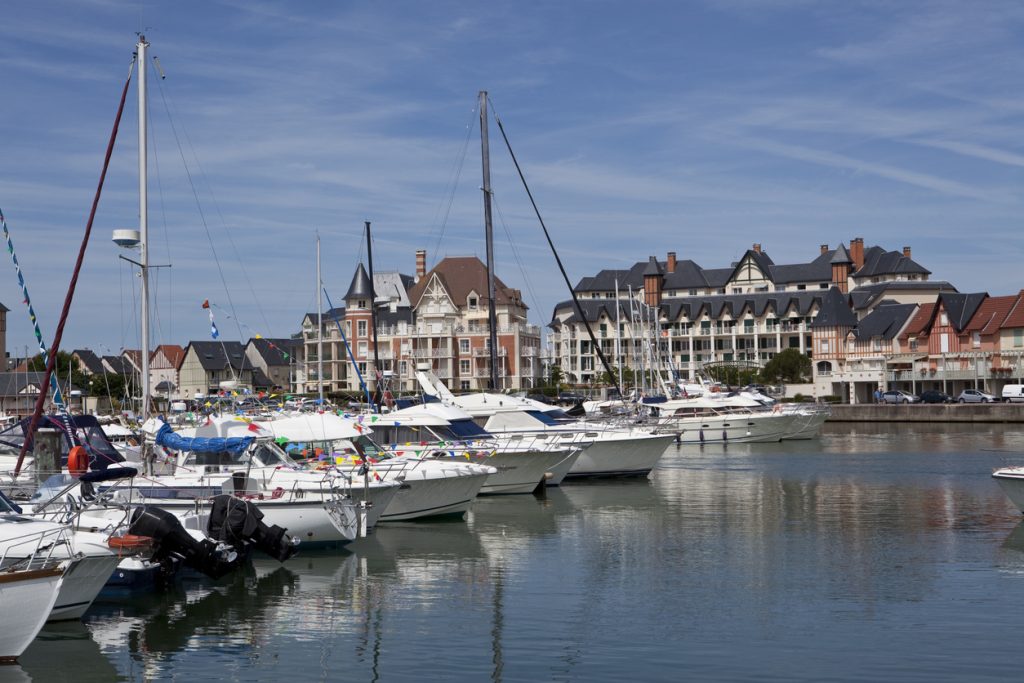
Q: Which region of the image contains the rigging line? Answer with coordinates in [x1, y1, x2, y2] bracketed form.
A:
[490, 192, 543, 328]
[429, 101, 477, 265]
[489, 99, 622, 398]
[148, 61, 174, 349]
[15, 60, 134, 477]
[152, 70, 272, 339]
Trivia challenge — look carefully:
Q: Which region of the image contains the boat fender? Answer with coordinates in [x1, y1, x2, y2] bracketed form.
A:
[722, 430, 728, 441]
[699, 429, 704, 443]
[67, 445, 89, 477]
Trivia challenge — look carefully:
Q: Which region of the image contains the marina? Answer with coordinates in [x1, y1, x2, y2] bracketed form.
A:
[2, 423, 1023, 681]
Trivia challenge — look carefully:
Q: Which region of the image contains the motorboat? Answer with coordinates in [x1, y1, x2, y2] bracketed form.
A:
[993, 467, 1024, 513]
[255, 412, 495, 522]
[369, 402, 580, 494]
[0, 510, 67, 661]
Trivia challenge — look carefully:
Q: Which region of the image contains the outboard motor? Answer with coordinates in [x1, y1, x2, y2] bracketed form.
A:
[207, 494, 299, 563]
[128, 505, 241, 580]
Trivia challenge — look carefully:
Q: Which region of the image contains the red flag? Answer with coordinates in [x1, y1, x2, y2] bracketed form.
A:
[201, 299, 210, 309]
[248, 422, 260, 432]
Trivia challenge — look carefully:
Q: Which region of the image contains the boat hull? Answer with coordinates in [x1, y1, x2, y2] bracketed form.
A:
[566, 433, 674, 478]
[378, 469, 489, 521]
[994, 470, 1024, 512]
[478, 449, 572, 494]
[49, 552, 120, 621]
[0, 565, 63, 662]
[658, 413, 792, 444]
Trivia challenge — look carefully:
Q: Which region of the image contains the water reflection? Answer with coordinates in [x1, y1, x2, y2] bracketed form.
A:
[13, 425, 1024, 682]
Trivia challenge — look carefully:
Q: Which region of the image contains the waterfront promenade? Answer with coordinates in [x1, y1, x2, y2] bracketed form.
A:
[828, 403, 1024, 423]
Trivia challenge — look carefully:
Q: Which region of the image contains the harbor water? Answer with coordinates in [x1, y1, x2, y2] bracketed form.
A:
[8, 423, 1024, 682]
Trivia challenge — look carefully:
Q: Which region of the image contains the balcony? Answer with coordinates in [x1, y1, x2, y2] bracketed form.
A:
[409, 348, 452, 359]
[472, 347, 508, 357]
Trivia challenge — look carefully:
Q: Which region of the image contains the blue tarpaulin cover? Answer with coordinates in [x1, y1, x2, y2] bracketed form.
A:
[155, 422, 254, 456]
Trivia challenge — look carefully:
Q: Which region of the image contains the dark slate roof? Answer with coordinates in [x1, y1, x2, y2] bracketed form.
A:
[642, 256, 662, 277]
[770, 250, 835, 285]
[938, 292, 987, 332]
[102, 356, 132, 375]
[73, 349, 104, 374]
[830, 244, 853, 264]
[248, 337, 300, 366]
[0, 372, 47, 398]
[809, 287, 858, 328]
[344, 263, 374, 301]
[377, 308, 414, 327]
[551, 291, 826, 326]
[854, 246, 931, 278]
[304, 307, 346, 324]
[852, 302, 917, 340]
[186, 341, 247, 371]
[849, 281, 957, 311]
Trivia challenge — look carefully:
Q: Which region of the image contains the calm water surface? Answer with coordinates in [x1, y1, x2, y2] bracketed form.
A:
[7, 423, 1024, 682]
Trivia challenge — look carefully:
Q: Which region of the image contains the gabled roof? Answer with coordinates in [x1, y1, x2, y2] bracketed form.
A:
[548, 299, 630, 327]
[102, 356, 132, 375]
[122, 349, 143, 371]
[809, 287, 857, 328]
[344, 263, 374, 301]
[899, 303, 935, 341]
[852, 302, 917, 340]
[936, 292, 987, 332]
[373, 271, 414, 308]
[247, 337, 300, 366]
[72, 349, 104, 374]
[551, 291, 826, 326]
[963, 295, 1018, 335]
[849, 281, 957, 311]
[0, 372, 47, 398]
[1002, 291, 1024, 329]
[185, 341, 248, 371]
[854, 246, 931, 278]
[151, 344, 185, 368]
[407, 256, 524, 311]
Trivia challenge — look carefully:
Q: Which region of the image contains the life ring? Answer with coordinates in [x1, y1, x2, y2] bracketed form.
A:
[67, 446, 89, 477]
[107, 534, 153, 552]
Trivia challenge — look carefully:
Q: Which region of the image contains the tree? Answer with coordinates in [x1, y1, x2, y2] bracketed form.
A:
[761, 348, 811, 383]
[27, 351, 89, 393]
[548, 364, 565, 389]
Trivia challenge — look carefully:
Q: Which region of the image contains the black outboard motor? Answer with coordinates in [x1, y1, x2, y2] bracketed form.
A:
[128, 505, 241, 580]
[207, 494, 299, 563]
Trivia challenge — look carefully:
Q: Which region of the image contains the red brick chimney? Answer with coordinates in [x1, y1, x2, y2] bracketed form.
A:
[415, 249, 426, 280]
[850, 237, 865, 270]
[820, 244, 829, 255]
[903, 246, 912, 258]
[667, 251, 677, 273]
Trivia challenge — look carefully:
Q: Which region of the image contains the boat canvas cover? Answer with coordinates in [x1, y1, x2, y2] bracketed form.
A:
[258, 414, 367, 442]
[154, 421, 253, 456]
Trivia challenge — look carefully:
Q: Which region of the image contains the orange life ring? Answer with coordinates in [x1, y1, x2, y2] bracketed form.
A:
[107, 534, 153, 552]
[67, 446, 89, 477]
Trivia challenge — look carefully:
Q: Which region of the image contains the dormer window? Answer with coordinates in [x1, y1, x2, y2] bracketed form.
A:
[468, 296, 478, 311]
[358, 300, 367, 309]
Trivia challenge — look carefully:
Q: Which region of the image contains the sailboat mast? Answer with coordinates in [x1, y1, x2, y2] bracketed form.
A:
[479, 91, 499, 391]
[316, 234, 324, 404]
[365, 221, 381, 411]
[138, 35, 151, 421]
[615, 277, 623, 394]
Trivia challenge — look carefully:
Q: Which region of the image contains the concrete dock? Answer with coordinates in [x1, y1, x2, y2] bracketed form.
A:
[827, 403, 1024, 423]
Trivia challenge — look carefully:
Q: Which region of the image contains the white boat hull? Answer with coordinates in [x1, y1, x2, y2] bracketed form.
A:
[781, 410, 828, 440]
[49, 552, 120, 621]
[0, 565, 63, 662]
[994, 470, 1024, 512]
[566, 433, 674, 478]
[476, 449, 573, 495]
[545, 449, 583, 486]
[378, 469, 490, 521]
[658, 413, 793, 444]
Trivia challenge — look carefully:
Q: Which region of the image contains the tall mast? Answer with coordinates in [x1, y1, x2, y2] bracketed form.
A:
[615, 277, 622, 394]
[479, 91, 499, 391]
[138, 35, 151, 420]
[365, 221, 381, 411]
[316, 234, 323, 404]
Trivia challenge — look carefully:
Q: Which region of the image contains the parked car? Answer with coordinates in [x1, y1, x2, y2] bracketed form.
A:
[881, 390, 921, 404]
[1001, 384, 1024, 403]
[956, 389, 997, 403]
[918, 390, 952, 404]
[557, 391, 585, 404]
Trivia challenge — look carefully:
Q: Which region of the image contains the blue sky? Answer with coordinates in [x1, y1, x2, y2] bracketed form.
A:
[2, 0, 1023, 356]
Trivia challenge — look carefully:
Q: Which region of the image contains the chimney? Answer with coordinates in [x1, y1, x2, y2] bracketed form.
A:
[415, 249, 426, 280]
[753, 243, 762, 254]
[903, 246, 912, 258]
[820, 244, 829, 255]
[667, 251, 677, 273]
[850, 237, 864, 270]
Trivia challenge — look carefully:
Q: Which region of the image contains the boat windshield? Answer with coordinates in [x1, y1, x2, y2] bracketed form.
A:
[445, 419, 491, 439]
[250, 441, 299, 468]
[525, 410, 562, 426]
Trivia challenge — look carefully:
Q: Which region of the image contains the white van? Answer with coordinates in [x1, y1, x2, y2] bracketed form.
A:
[1002, 384, 1024, 403]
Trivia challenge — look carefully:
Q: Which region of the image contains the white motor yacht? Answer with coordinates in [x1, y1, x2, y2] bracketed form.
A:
[369, 402, 580, 494]
[993, 468, 1024, 513]
[255, 412, 495, 522]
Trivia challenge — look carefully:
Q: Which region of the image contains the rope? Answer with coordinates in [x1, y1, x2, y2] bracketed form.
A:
[428, 101, 477, 265]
